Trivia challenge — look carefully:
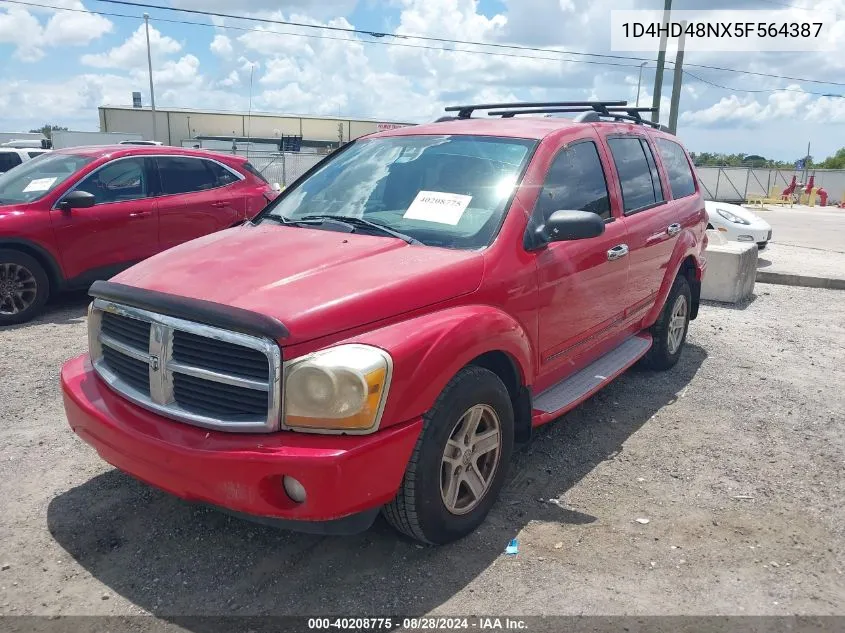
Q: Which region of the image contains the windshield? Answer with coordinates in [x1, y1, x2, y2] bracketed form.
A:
[0, 153, 94, 205]
[260, 135, 537, 249]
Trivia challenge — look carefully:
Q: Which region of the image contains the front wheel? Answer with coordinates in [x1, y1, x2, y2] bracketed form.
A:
[638, 275, 691, 371]
[382, 366, 514, 544]
[0, 250, 50, 326]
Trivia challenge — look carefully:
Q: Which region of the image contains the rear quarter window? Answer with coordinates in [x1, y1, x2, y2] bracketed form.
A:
[655, 138, 697, 199]
[241, 162, 269, 183]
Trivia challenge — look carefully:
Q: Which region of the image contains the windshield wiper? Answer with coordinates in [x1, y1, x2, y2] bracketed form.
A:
[297, 214, 423, 245]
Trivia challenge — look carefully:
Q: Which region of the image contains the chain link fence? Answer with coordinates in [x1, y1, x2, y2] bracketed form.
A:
[242, 151, 323, 187]
[696, 166, 845, 204]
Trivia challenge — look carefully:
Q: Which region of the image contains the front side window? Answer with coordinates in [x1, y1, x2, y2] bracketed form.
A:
[0, 153, 94, 206]
[260, 135, 537, 249]
[0, 153, 22, 172]
[534, 141, 611, 222]
[157, 157, 218, 195]
[607, 137, 664, 214]
[76, 158, 149, 205]
[656, 138, 697, 199]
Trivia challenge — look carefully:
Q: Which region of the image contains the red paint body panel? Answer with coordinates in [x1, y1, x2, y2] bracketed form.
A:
[62, 355, 421, 521]
[60, 119, 708, 529]
[0, 145, 274, 287]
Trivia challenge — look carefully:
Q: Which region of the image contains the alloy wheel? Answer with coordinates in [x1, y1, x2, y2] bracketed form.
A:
[667, 294, 688, 354]
[440, 404, 502, 515]
[0, 263, 38, 316]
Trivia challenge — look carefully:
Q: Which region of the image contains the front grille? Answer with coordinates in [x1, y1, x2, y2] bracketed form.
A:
[89, 300, 282, 433]
[173, 330, 270, 381]
[174, 373, 268, 417]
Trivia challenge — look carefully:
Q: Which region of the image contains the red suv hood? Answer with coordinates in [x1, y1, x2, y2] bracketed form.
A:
[113, 224, 485, 344]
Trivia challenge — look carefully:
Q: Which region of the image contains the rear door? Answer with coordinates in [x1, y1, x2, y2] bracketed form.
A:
[50, 156, 159, 281]
[603, 134, 677, 314]
[154, 156, 243, 250]
[533, 137, 631, 376]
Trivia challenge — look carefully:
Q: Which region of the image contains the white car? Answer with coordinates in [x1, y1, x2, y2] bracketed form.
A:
[704, 200, 773, 250]
[0, 147, 51, 174]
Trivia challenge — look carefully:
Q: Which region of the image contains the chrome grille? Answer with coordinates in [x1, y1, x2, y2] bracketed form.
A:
[89, 299, 282, 433]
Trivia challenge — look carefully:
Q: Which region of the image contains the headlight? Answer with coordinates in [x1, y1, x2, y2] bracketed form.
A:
[716, 208, 750, 225]
[283, 344, 392, 433]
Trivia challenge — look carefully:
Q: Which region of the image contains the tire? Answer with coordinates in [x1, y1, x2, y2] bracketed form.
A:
[382, 366, 514, 544]
[0, 249, 50, 326]
[639, 274, 691, 371]
[757, 242, 768, 251]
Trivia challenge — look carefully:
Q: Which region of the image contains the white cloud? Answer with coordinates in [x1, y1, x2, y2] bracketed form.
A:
[210, 34, 233, 58]
[681, 88, 818, 127]
[0, 2, 112, 62]
[81, 24, 181, 69]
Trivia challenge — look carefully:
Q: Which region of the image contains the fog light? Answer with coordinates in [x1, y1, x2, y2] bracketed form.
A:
[283, 476, 307, 503]
[737, 235, 754, 242]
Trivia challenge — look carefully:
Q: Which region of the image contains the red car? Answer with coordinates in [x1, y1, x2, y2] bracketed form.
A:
[0, 145, 277, 324]
[61, 101, 707, 544]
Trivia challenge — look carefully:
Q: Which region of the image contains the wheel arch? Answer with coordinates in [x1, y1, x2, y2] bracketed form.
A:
[0, 238, 63, 292]
[348, 305, 535, 440]
[643, 234, 704, 327]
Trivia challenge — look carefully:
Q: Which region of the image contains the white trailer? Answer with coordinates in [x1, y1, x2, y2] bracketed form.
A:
[51, 130, 145, 149]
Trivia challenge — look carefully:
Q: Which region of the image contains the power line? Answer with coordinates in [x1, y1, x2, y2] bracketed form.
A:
[3, 0, 845, 93]
[683, 69, 844, 98]
[0, 0, 649, 70]
[90, 0, 845, 87]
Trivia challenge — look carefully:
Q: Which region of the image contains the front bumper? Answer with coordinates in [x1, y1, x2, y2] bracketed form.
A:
[61, 354, 422, 532]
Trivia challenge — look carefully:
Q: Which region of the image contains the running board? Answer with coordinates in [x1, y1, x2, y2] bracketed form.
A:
[533, 335, 652, 414]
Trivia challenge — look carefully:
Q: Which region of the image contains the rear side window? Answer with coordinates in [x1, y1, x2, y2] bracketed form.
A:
[204, 160, 240, 187]
[27, 151, 45, 159]
[0, 153, 22, 172]
[157, 157, 217, 195]
[656, 138, 697, 199]
[242, 161, 269, 183]
[607, 137, 665, 214]
[534, 141, 611, 221]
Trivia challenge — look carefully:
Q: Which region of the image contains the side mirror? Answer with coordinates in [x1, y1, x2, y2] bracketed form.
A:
[58, 190, 96, 211]
[542, 210, 605, 242]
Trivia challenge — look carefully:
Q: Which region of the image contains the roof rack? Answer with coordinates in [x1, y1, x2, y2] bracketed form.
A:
[444, 101, 628, 119]
[488, 104, 665, 129]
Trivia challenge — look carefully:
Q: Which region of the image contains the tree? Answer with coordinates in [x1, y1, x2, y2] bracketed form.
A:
[28, 124, 69, 140]
[819, 148, 845, 170]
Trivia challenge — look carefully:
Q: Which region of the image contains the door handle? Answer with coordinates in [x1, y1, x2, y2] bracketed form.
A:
[667, 223, 682, 236]
[210, 201, 228, 208]
[607, 244, 629, 261]
[129, 210, 152, 218]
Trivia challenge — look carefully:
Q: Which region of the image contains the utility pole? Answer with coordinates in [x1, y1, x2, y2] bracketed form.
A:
[636, 61, 647, 107]
[668, 21, 686, 134]
[651, 0, 672, 123]
[143, 13, 158, 143]
[246, 63, 255, 158]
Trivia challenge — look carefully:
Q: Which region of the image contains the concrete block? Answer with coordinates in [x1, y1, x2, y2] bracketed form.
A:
[701, 240, 758, 303]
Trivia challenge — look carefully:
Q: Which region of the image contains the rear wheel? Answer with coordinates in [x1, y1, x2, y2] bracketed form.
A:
[383, 366, 514, 544]
[0, 250, 49, 326]
[639, 274, 691, 371]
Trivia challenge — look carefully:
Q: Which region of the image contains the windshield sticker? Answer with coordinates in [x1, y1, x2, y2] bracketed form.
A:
[22, 177, 58, 193]
[403, 191, 472, 225]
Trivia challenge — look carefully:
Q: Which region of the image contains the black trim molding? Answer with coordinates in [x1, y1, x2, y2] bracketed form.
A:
[89, 280, 289, 340]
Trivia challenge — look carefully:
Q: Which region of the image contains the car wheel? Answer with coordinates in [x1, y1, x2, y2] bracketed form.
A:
[638, 274, 691, 371]
[382, 366, 514, 544]
[757, 242, 768, 250]
[0, 250, 50, 326]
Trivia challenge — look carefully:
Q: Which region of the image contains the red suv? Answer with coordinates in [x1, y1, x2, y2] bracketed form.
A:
[0, 145, 277, 324]
[61, 102, 707, 544]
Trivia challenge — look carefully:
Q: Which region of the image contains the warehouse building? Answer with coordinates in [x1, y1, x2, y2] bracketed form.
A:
[98, 105, 413, 151]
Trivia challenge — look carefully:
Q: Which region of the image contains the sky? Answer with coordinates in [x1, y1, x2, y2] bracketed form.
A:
[1, 0, 844, 161]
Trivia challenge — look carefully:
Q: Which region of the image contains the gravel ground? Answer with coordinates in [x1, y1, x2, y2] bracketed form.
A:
[1, 284, 843, 620]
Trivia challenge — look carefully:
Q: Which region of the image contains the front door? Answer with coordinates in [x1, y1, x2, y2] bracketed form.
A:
[50, 156, 159, 283]
[534, 138, 630, 379]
